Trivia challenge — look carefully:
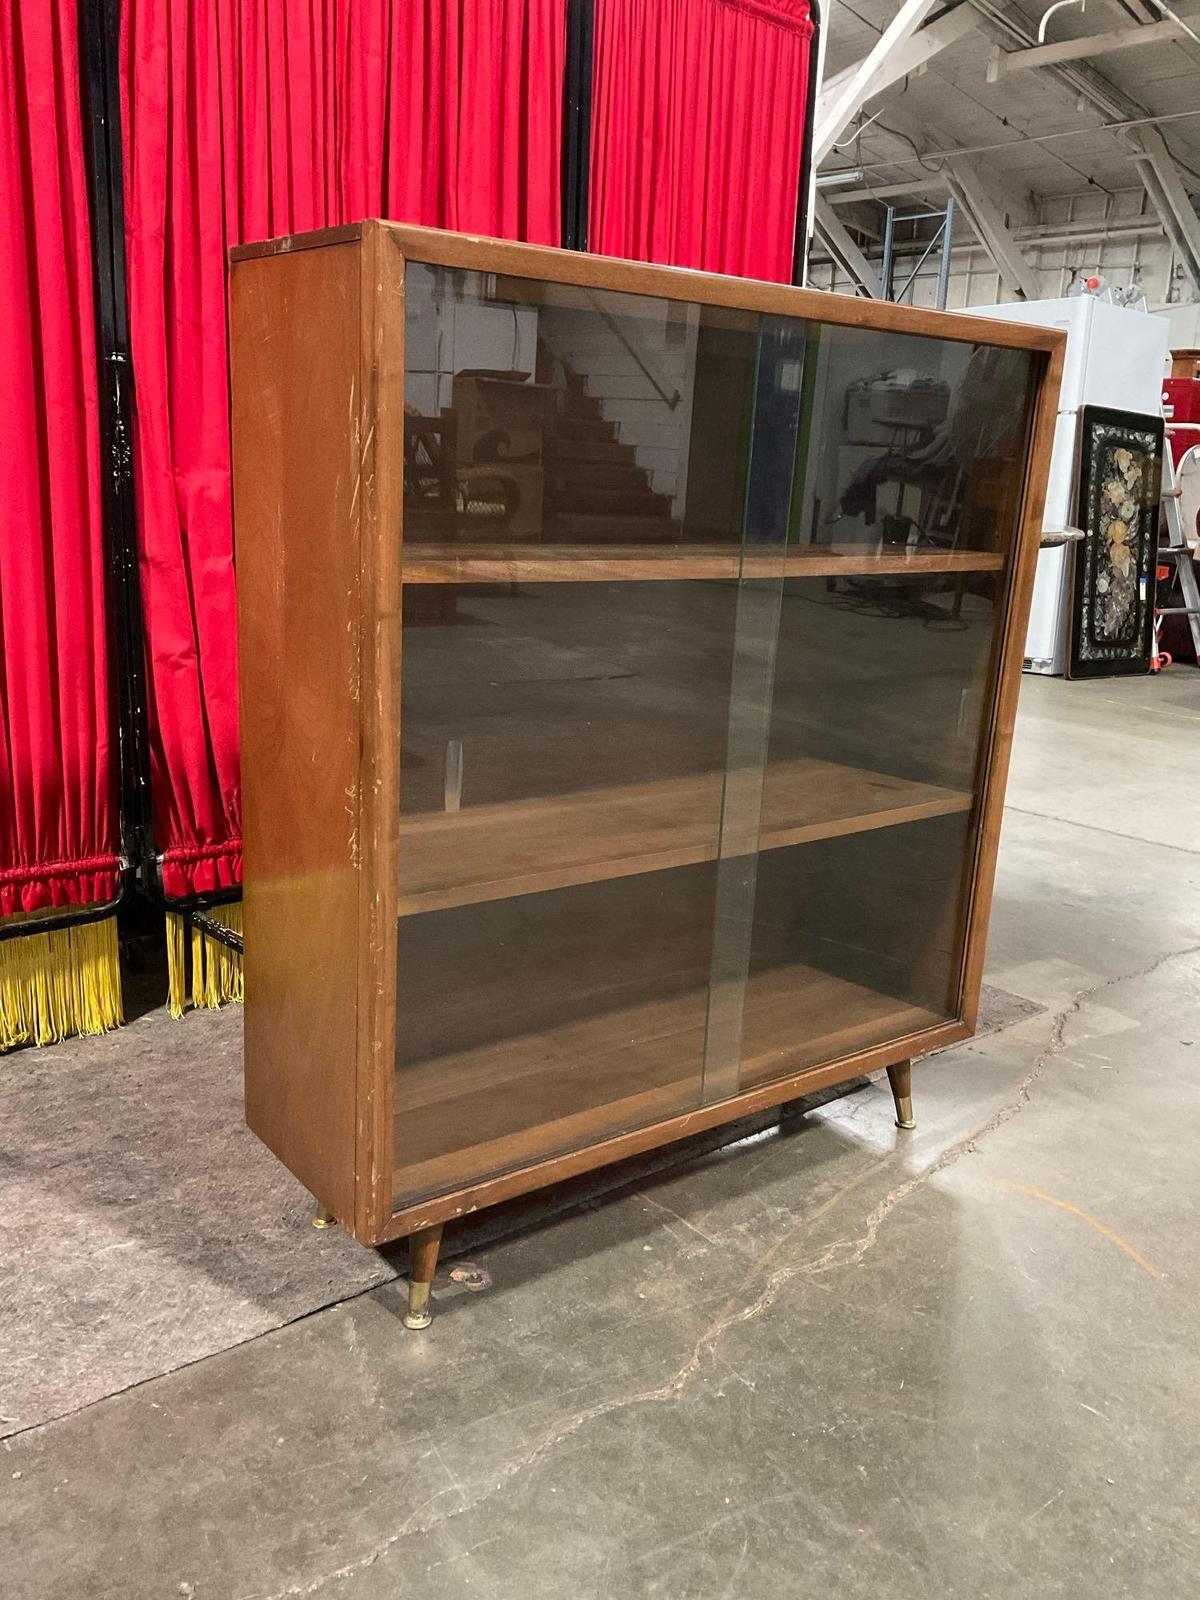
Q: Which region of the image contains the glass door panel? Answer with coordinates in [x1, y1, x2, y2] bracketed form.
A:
[393, 263, 763, 1206]
[392, 255, 1042, 1203]
[735, 325, 1039, 1090]
[788, 323, 1035, 561]
[699, 316, 806, 1105]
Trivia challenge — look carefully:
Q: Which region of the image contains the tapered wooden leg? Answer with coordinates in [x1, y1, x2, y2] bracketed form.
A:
[404, 1223, 444, 1330]
[887, 1060, 915, 1130]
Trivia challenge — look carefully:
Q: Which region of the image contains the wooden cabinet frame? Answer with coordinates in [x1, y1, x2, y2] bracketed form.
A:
[231, 221, 1064, 1252]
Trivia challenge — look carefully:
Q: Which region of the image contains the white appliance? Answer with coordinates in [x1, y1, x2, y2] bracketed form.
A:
[967, 296, 1169, 675]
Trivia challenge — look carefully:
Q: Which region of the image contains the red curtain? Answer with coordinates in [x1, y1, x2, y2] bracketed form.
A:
[590, 0, 813, 282]
[119, 0, 566, 901]
[345, 0, 565, 236]
[0, 0, 119, 917]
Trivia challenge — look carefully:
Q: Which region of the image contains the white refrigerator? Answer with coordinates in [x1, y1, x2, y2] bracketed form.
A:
[967, 296, 1169, 675]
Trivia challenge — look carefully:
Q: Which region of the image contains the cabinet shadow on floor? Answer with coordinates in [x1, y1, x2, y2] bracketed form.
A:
[0, 977, 1039, 1434]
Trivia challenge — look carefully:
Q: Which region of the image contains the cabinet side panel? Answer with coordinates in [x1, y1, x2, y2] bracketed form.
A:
[231, 242, 361, 1221]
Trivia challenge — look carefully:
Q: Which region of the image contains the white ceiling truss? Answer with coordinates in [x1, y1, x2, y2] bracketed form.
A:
[812, 195, 883, 297]
[825, 177, 948, 207]
[812, 0, 977, 166]
[810, 0, 1200, 299]
[970, 0, 1160, 126]
[986, 16, 1195, 78]
[944, 156, 1041, 299]
[811, 0, 944, 168]
[1126, 125, 1200, 292]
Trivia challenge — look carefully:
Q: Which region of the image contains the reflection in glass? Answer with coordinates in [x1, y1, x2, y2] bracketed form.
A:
[404, 261, 758, 552]
[791, 326, 1034, 558]
[393, 258, 1038, 1207]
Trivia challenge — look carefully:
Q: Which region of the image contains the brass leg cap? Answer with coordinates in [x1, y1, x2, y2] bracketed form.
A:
[404, 1278, 433, 1330]
[895, 1095, 916, 1130]
[312, 1207, 337, 1229]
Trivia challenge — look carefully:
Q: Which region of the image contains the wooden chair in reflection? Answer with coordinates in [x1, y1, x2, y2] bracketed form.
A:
[403, 409, 526, 624]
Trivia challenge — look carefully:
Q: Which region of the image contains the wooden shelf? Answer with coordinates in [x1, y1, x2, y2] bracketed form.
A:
[393, 960, 945, 1201]
[397, 758, 973, 916]
[399, 542, 1007, 584]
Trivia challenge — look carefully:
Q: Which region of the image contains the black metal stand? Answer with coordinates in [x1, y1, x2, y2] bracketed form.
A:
[0, 898, 126, 944]
[5, 1, 244, 958]
[562, 0, 595, 251]
[76, 0, 246, 951]
[179, 893, 245, 957]
[791, 0, 822, 287]
[1, 0, 147, 950]
[78, 0, 155, 899]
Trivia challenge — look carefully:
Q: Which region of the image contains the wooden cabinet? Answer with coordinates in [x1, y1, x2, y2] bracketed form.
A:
[230, 222, 1062, 1324]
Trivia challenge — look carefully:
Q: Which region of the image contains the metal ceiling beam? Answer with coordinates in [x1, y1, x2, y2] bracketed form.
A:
[826, 177, 950, 206]
[811, 0, 943, 168]
[815, 2, 976, 156]
[812, 196, 882, 297]
[1126, 126, 1200, 293]
[968, 0, 1147, 123]
[820, 193, 1162, 244]
[944, 156, 1040, 299]
[987, 17, 1194, 78]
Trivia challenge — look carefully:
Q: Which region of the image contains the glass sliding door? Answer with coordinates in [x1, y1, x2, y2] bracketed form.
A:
[734, 325, 1038, 1092]
[391, 259, 1040, 1205]
[393, 264, 762, 1205]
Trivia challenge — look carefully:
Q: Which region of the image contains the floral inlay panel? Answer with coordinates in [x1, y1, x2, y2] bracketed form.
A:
[1070, 407, 1163, 676]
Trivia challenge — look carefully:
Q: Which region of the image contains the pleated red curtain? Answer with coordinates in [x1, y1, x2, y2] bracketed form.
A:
[345, 0, 566, 235]
[589, 0, 814, 281]
[0, 0, 119, 917]
[119, 0, 566, 901]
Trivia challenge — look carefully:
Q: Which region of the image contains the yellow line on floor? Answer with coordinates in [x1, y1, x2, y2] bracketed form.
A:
[1013, 1184, 1162, 1279]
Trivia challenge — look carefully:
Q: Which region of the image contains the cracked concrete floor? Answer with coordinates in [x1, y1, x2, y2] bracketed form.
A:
[7, 671, 1200, 1599]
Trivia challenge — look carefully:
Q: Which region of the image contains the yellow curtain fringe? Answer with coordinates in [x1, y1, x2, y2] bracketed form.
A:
[166, 912, 188, 1019]
[0, 913, 124, 1051]
[166, 904, 243, 1018]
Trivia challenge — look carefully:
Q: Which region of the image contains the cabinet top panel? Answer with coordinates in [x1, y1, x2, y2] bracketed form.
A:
[230, 220, 1066, 357]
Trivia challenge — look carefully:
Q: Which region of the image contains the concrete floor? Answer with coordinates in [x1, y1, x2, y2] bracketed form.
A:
[6, 671, 1200, 1598]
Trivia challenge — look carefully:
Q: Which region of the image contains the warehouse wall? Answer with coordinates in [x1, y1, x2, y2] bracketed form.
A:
[809, 187, 1199, 318]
